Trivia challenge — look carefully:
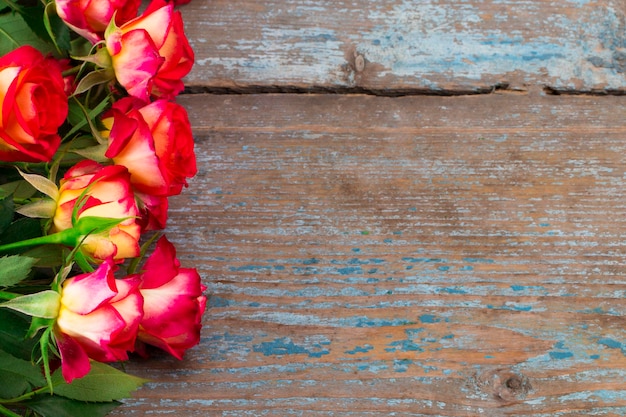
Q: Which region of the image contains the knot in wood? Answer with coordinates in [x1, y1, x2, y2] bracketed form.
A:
[505, 375, 522, 390]
[354, 54, 365, 72]
[471, 368, 532, 403]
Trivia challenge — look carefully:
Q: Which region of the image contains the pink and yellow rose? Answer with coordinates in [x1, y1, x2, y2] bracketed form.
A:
[0, 46, 68, 163]
[102, 97, 196, 229]
[54, 259, 143, 382]
[104, 0, 194, 101]
[55, 0, 141, 44]
[54, 237, 205, 382]
[51, 160, 141, 262]
[135, 236, 206, 359]
[104, 97, 197, 197]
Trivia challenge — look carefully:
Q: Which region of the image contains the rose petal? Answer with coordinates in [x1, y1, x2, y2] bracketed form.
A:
[55, 330, 91, 383]
[60, 260, 118, 315]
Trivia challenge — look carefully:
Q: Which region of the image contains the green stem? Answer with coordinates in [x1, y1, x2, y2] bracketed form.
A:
[0, 404, 22, 417]
[0, 233, 65, 253]
[0, 386, 50, 405]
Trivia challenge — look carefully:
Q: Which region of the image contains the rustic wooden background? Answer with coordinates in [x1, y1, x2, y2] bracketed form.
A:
[114, 1, 626, 416]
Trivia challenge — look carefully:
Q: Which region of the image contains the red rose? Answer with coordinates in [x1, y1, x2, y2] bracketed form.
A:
[0, 46, 67, 162]
[135, 236, 206, 359]
[104, 0, 194, 101]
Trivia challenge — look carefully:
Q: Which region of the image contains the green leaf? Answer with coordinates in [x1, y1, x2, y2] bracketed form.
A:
[1, 179, 37, 200]
[0, 165, 22, 185]
[27, 316, 54, 340]
[17, 171, 58, 201]
[23, 244, 64, 268]
[0, 310, 36, 361]
[52, 362, 148, 402]
[0, 217, 43, 251]
[43, 2, 71, 53]
[65, 96, 111, 139]
[0, 368, 31, 399]
[0, 11, 56, 56]
[0, 195, 14, 236]
[0, 255, 37, 288]
[16, 199, 57, 219]
[73, 69, 115, 96]
[25, 395, 121, 417]
[17, 4, 50, 41]
[71, 144, 109, 163]
[0, 349, 45, 400]
[2, 290, 60, 319]
[75, 216, 126, 236]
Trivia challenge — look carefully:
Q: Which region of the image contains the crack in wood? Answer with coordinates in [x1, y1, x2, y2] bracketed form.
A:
[183, 84, 626, 97]
[183, 82, 519, 97]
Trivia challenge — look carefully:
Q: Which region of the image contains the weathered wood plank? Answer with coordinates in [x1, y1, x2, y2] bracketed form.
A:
[113, 93, 626, 416]
[181, 0, 626, 93]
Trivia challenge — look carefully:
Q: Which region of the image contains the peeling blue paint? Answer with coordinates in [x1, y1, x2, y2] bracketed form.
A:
[302, 258, 319, 265]
[559, 390, 626, 402]
[229, 265, 272, 272]
[402, 257, 446, 263]
[203, 332, 254, 361]
[440, 286, 468, 295]
[463, 257, 495, 264]
[386, 339, 424, 353]
[419, 314, 440, 323]
[487, 303, 533, 312]
[253, 337, 330, 358]
[336, 266, 363, 275]
[208, 296, 232, 308]
[510, 285, 546, 293]
[353, 317, 416, 328]
[393, 358, 412, 372]
[598, 338, 622, 349]
[345, 344, 374, 355]
[357, 362, 389, 373]
[550, 351, 574, 360]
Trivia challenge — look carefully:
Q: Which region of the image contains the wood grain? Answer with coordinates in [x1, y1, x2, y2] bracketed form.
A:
[181, 0, 626, 93]
[113, 93, 626, 416]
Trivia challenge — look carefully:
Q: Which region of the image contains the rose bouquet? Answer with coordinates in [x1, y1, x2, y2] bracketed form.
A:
[0, 0, 206, 415]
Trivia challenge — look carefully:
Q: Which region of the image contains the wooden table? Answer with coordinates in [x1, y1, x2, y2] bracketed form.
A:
[114, 1, 626, 415]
